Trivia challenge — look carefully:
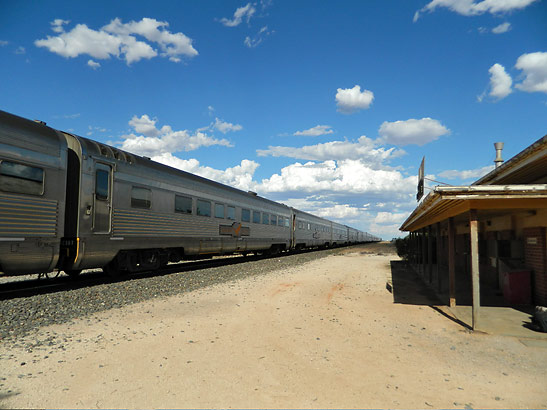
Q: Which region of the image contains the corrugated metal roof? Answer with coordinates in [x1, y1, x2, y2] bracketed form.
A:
[473, 135, 547, 185]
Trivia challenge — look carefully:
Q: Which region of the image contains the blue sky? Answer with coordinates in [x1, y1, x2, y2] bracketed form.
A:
[1, 0, 546, 239]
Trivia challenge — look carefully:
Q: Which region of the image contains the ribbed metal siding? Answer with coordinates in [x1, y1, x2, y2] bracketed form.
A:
[112, 208, 291, 239]
[0, 193, 58, 237]
[113, 208, 217, 237]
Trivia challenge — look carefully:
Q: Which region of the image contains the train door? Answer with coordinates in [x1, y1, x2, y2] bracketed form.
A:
[93, 163, 112, 233]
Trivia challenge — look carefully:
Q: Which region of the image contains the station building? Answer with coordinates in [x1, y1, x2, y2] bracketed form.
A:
[399, 135, 547, 330]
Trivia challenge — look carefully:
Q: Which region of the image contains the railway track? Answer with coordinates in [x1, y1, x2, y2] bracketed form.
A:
[0, 248, 318, 300]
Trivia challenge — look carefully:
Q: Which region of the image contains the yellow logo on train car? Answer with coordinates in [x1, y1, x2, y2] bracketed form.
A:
[219, 222, 250, 237]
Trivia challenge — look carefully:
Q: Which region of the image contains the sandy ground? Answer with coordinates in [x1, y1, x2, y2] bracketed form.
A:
[1, 242, 546, 409]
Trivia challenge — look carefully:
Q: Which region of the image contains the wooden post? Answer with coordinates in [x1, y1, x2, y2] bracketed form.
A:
[448, 217, 456, 307]
[428, 225, 433, 283]
[436, 222, 442, 292]
[469, 209, 480, 330]
[422, 228, 427, 280]
[411, 232, 416, 267]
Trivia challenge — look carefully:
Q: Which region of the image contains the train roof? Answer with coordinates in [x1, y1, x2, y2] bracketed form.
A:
[0, 110, 67, 157]
[70, 134, 289, 211]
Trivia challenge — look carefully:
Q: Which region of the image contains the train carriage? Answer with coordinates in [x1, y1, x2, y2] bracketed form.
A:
[0, 110, 379, 277]
[292, 208, 335, 249]
[61, 134, 293, 274]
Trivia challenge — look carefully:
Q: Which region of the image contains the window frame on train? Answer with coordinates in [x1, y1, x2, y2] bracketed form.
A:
[0, 159, 45, 196]
[241, 208, 251, 222]
[252, 210, 261, 224]
[131, 186, 152, 209]
[95, 169, 110, 201]
[196, 199, 212, 217]
[175, 195, 193, 214]
[214, 203, 225, 219]
[227, 205, 235, 220]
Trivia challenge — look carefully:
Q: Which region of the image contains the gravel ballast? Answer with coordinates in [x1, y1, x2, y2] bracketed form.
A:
[0, 247, 354, 344]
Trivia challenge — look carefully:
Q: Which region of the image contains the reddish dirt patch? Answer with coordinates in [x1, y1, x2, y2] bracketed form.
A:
[327, 283, 345, 303]
[271, 282, 300, 296]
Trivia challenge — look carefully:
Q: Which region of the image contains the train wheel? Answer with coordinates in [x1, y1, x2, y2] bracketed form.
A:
[103, 260, 123, 278]
[39, 271, 61, 279]
[65, 269, 81, 278]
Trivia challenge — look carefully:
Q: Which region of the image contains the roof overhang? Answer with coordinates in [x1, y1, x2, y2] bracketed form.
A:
[400, 185, 547, 232]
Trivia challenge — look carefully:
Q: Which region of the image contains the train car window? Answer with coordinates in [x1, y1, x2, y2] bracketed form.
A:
[284, 218, 290, 228]
[241, 208, 250, 222]
[227, 206, 235, 220]
[307, 223, 311, 230]
[270, 215, 277, 225]
[262, 213, 269, 225]
[252, 210, 261, 224]
[175, 195, 192, 214]
[298, 221, 303, 229]
[95, 170, 109, 200]
[0, 160, 44, 195]
[278, 216, 284, 227]
[131, 187, 151, 209]
[215, 203, 225, 218]
[197, 199, 211, 217]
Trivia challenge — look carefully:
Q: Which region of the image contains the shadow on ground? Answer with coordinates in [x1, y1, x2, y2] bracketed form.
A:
[388, 260, 442, 306]
[388, 260, 547, 336]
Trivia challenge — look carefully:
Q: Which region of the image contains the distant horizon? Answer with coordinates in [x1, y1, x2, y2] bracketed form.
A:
[1, 0, 546, 239]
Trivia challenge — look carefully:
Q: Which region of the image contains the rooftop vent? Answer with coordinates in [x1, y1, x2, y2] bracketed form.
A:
[494, 142, 504, 168]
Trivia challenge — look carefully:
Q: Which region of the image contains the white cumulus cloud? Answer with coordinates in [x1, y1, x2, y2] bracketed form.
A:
[244, 26, 272, 48]
[294, 125, 334, 137]
[438, 165, 495, 181]
[378, 118, 450, 146]
[151, 153, 259, 191]
[87, 59, 100, 69]
[414, 0, 538, 21]
[213, 118, 243, 134]
[257, 159, 416, 196]
[220, 3, 256, 27]
[492, 22, 512, 33]
[488, 63, 513, 99]
[257, 135, 403, 166]
[335, 85, 374, 114]
[51, 19, 70, 33]
[119, 114, 232, 157]
[35, 17, 198, 65]
[374, 212, 409, 225]
[514, 51, 547, 93]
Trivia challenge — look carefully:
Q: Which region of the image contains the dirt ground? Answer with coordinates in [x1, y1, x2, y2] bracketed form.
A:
[1, 242, 546, 409]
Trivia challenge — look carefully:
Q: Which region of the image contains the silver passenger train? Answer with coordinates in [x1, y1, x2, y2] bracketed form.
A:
[0, 110, 380, 277]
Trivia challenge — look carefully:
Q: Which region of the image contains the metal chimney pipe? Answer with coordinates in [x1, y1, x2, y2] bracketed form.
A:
[494, 142, 504, 168]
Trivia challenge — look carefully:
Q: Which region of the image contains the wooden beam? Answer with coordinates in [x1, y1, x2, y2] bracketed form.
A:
[406, 200, 469, 232]
[448, 217, 456, 307]
[469, 209, 480, 330]
[468, 198, 547, 209]
[403, 197, 547, 232]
